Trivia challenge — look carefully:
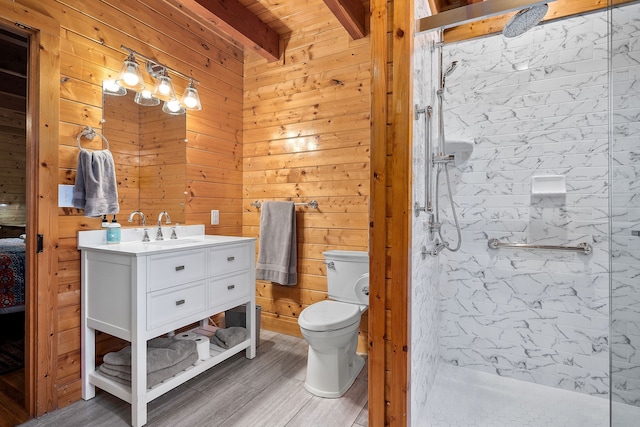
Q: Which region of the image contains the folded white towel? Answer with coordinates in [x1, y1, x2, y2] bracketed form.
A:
[256, 201, 297, 285]
[73, 148, 119, 217]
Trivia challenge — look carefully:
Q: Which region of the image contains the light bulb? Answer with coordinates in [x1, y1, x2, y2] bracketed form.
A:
[159, 81, 171, 95]
[167, 99, 181, 112]
[123, 68, 139, 86]
[183, 93, 198, 109]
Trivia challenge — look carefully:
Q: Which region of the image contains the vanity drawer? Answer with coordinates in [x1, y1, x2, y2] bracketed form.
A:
[208, 271, 250, 308]
[147, 249, 206, 292]
[148, 280, 207, 330]
[209, 243, 250, 277]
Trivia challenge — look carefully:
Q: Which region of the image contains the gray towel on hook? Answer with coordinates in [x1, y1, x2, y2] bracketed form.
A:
[73, 148, 119, 217]
[256, 201, 297, 285]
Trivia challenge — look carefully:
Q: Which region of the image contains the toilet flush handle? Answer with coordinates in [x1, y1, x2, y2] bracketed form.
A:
[362, 286, 369, 296]
[323, 261, 335, 269]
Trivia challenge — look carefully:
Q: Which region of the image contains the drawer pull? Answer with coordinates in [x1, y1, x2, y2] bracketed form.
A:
[227, 284, 235, 290]
[175, 265, 185, 271]
[227, 256, 235, 262]
[175, 299, 185, 306]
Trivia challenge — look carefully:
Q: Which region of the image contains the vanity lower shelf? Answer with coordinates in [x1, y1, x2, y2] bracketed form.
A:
[89, 338, 250, 404]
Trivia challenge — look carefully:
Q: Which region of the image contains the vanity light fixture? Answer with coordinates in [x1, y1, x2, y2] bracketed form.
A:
[180, 79, 202, 111]
[134, 86, 160, 106]
[114, 45, 201, 115]
[102, 79, 127, 96]
[115, 53, 145, 91]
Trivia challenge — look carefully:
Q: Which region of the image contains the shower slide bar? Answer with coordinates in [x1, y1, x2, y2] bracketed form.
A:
[487, 238, 592, 255]
[249, 200, 319, 209]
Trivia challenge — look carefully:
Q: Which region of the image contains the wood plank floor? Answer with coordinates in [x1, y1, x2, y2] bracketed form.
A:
[19, 331, 368, 427]
[0, 369, 30, 427]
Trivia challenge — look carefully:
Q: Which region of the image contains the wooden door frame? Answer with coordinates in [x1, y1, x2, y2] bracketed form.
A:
[0, 0, 60, 417]
[370, 0, 413, 424]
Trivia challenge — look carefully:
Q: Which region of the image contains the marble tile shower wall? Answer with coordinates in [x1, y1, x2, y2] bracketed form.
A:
[411, 0, 441, 421]
[438, 10, 613, 398]
[611, 3, 640, 408]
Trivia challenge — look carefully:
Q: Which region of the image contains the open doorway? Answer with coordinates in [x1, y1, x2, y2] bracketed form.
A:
[0, 26, 30, 426]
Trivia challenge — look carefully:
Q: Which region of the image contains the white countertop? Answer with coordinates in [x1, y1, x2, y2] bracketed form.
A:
[78, 225, 255, 256]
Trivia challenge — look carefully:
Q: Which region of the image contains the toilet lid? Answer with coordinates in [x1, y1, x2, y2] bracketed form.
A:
[298, 300, 361, 332]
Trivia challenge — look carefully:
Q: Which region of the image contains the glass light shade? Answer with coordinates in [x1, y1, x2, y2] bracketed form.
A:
[162, 98, 186, 115]
[180, 81, 202, 110]
[152, 75, 176, 101]
[134, 88, 160, 106]
[116, 55, 145, 91]
[102, 80, 127, 96]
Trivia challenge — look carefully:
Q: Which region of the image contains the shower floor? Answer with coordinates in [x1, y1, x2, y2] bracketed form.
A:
[421, 363, 640, 427]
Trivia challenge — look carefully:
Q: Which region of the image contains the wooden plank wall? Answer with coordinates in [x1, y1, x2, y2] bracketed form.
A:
[14, 0, 244, 409]
[242, 0, 372, 350]
[0, 103, 26, 227]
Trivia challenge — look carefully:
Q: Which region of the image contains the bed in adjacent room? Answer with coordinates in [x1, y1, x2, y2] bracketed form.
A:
[0, 237, 26, 314]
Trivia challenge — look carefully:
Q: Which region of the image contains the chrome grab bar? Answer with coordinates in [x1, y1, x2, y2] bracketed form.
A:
[487, 238, 592, 255]
[414, 105, 433, 217]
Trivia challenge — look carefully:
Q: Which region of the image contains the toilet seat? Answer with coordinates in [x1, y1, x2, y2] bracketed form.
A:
[298, 300, 361, 332]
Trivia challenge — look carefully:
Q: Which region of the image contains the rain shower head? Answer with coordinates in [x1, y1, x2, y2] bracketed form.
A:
[502, 4, 549, 38]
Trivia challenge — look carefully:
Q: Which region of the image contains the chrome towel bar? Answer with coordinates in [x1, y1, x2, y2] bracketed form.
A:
[250, 200, 319, 209]
[487, 238, 592, 255]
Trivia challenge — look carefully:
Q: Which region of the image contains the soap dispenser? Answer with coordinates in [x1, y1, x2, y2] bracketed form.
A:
[106, 215, 121, 244]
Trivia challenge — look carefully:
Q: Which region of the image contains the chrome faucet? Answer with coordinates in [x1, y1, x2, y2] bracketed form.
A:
[156, 211, 171, 240]
[128, 211, 150, 242]
[128, 211, 146, 226]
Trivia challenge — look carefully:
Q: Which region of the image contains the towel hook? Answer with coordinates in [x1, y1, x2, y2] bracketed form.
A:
[77, 126, 110, 151]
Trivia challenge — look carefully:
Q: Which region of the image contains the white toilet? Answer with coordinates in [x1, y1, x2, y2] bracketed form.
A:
[297, 250, 369, 398]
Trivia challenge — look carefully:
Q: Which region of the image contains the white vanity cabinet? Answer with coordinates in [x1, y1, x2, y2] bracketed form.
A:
[79, 229, 256, 427]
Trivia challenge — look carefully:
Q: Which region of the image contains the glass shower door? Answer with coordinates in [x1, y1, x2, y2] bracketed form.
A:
[610, 1, 640, 425]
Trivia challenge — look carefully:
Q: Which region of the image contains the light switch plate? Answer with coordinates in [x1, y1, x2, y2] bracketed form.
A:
[211, 210, 219, 225]
[58, 184, 75, 207]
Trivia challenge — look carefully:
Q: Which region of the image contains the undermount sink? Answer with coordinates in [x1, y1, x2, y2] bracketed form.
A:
[142, 239, 201, 247]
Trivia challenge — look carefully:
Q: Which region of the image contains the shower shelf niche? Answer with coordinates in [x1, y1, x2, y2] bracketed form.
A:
[531, 175, 566, 196]
[444, 140, 474, 166]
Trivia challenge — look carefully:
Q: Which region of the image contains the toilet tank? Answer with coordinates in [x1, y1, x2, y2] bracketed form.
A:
[323, 250, 369, 305]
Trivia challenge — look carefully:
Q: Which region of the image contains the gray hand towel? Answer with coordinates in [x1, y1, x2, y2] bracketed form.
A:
[99, 352, 198, 388]
[211, 327, 247, 349]
[256, 201, 297, 285]
[73, 148, 119, 217]
[102, 337, 196, 373]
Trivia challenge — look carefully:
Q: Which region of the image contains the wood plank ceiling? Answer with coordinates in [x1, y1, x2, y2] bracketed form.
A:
[174, 0, 367, 61]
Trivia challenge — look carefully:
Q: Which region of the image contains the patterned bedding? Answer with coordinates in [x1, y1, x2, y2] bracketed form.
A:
[0, 238, 26, 313]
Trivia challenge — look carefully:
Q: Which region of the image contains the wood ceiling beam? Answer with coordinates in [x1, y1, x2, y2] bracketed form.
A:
[178, 0, 280, 62]
[322, 0, 367, 39]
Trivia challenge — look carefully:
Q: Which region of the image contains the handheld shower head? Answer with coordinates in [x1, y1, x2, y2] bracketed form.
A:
[441, 60, 459, 89]
[444, 61, 459, 78]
